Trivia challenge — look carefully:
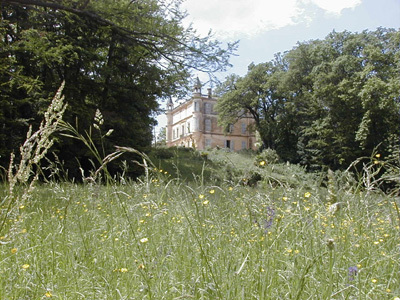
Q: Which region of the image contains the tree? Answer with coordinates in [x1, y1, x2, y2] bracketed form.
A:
[216, 28, 400, 170]
[0, 0, 237, 177]
[155, 127, 166, 146]
[215, 60, 286, 149]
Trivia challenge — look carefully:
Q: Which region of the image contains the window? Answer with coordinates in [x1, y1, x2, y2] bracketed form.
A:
[181, 124, 185, 137]
[205, 119, 211, 132]
[204, 103, 212, 114]
[227, 123, 234, 133]
[241, 122, 247, 134]
[205, 139, 212, 148]
[225, 140, 234, 150]
[241, 141, 247, 150]
[194, 101, 199, 112]
[187, 122, 191, 133]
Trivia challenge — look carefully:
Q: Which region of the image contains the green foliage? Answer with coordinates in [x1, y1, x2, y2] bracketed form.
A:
[0, 0, 237, 177]
[255, 148, 281, 165]
[216, 28, 400, 170]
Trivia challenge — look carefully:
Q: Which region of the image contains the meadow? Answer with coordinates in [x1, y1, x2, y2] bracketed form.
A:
[1, 146, 399, 300]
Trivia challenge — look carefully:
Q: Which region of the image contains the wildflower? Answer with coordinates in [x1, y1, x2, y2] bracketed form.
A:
[348, 266, 358, 281]
[120, 268, 128, 273]
[263, 207, 275, 231]
[45, 291, 52, 298]
[22, 264, 30, 269]
[11, 248, 17, 254]
[140, 238, 148, 244]
[209, 189, 215, 194]
[138, 264, 145, 269]
[304, 192, 311, 198]
[202, 200, 209, 206]
[329, 202, 342, 214]
[375, 153, 381, 158]
[326, 238, 335, 250]
[259, 160, 266, 166]
[198, 194, 205, 199]
[371, 278, 377, 283]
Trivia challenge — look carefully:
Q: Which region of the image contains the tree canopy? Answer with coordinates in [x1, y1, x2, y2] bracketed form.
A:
[216, 28, 400, 170]
[0, 0, 237, 177]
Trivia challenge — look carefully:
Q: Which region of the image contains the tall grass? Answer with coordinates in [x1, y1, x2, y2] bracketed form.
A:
[1, 90, 399, 299]
[1, 164, 399, 299]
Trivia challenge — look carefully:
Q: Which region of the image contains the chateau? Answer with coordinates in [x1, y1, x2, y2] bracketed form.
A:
[166, 79, 256, 151]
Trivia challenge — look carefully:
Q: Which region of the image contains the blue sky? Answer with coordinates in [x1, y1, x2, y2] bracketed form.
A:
[156, 0, 400, 135]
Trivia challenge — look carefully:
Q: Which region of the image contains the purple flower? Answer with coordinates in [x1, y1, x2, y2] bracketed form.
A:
[348, 266, 358, 281]
[263, 207, 275, 231]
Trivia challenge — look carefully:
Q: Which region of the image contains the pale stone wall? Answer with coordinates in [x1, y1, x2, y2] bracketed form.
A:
[166, 86, 257, 151]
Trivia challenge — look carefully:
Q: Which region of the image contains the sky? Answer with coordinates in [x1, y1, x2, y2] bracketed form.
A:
[155, 0, 400, 136]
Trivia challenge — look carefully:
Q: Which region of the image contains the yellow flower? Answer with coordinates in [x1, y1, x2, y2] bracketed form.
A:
[44, 291, 52, 298]
[198, 194, 205, 199]
[11, 248, 17, 254]
[202, 200, 209, 206]
[138, 264, 145, 269]
[259, 160, 266, 166]
[375, 153, 381, 158]
[22, 264, 30, 269]
[371, 278, 377, 283]
[209, 189, 215, 194]
[140, 237, 148, 244]
[120, 268, 128, 273]
[304, 192, 311, 198]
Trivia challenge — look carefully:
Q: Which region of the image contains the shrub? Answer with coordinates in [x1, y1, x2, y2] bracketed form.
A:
[255, 148, 280, 166]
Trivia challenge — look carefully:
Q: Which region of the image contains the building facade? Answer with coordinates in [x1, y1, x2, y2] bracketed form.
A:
[166, 79, 256, 151]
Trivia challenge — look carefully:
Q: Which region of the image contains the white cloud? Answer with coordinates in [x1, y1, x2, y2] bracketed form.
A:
[181, 0, 362, 39]
[309, 0, 362, 15]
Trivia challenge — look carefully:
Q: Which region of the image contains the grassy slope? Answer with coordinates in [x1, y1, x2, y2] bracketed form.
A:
[1, 149, 399, 299]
